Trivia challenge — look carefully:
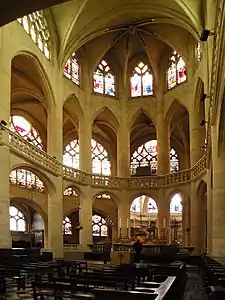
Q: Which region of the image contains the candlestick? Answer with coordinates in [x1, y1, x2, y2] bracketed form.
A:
[119, 218, 121, 228]
[163, 217, 166, 229]
[126, 218, 129, 228]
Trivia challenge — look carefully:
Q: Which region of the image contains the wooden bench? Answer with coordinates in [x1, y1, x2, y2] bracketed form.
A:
[32, 281, 94, 300]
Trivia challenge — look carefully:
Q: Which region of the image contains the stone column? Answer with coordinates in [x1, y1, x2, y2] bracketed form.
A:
[117, 123, 130, 177]
[0, 53, 12, 248]
[207, 167, 213, 254]
[79, 116, 92, 173]
[157, 189, 169, 240]
[156, 111, 170, 175]
[47, 103, 64, 259]
[79, 186, 93, 250]
[211, 126, 225, 256]
[118, 193, 130, 238]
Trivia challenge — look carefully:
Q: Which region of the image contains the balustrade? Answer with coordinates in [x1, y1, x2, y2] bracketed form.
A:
[0, 124, 207, 190]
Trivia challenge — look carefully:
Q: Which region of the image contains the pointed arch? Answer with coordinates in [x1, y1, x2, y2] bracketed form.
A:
[63, 93, 83, 130]
[194, 77, 205, 111]
[129, 108, 156, 131]
[93, 59, 115, 96]
[92, 106, 119, 132]
[165, 99, 189, 128]
[12, 52, 55, 109]
[63, 52, 80, 85]
[92, 191, 119, 206]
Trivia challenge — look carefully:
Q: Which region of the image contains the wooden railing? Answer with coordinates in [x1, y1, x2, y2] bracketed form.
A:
[0, 124, 207, 189]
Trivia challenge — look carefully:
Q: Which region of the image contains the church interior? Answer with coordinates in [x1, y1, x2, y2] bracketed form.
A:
[0, 0, 225, 299]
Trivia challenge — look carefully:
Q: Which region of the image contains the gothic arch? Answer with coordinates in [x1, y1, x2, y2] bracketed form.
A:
[92, 106, 119, 132]
[129, 108, 156, 131]
[12, 51, 55, 109]
[92, 191, 120, 207]
[10, 164, 56, 195]
[129, 192, 158, 207]
[165, 98, 189, 126]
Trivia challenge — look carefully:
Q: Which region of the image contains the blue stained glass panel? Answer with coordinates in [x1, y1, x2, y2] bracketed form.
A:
[93, 69, 104, 94]
[105, 73, 115, 96]
[142, 72, 153, 96]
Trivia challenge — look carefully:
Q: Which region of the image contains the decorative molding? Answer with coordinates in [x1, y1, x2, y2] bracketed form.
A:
[0, 124, 207, 190]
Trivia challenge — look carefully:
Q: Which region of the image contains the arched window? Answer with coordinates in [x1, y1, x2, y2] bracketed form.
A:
[170, 194, 183, 213]
[10, 206, 26, 232]
[92, 139, 111, 175]
[130, 140, 179, 175]
[130, 197, 142, 213]
[63, 139, 79, 169]
[32, 213, 44, 230]
[63, 139, 111, 175]
[92, 215, 108, 237]
[131, 62, 153, 97]
[170, 148, 179, 172]
[148, 198, 158, 214]
[93, 60, 115, 96]
[64, 53, 80, 85]
[10, 115, 43, 149]
[63, 187, 78, 196]
[167, 51, 186, 90]
[63, 217, 72, 235]
[9, 169, 44, 192]
[17, 11, 50, 59]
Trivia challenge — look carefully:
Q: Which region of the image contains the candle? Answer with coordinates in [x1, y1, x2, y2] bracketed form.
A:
[134, 217, 136, 228]
[163, 217, 166, 229]
[127, 218, 129, 228]
[119, 218, 121, 228]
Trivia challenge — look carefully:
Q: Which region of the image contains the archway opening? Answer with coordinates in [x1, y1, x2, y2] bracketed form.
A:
[169, 193, 183, 243]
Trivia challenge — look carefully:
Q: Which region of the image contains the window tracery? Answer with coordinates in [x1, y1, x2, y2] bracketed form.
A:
[131, 62, 153, 97]
[63, 187, 78, 196]
[10, 115, 43, 149]
[17, 11, 50, 59]
[63, 139, 111, 175]
[9, 169, 44, 192]
[92, 215, 108, 237]
[64, 53, 80, 85]
[93, 60, 115, 96]
[63, 217, 72, 235]
[130, 140, 179, 175]
[170, 194, 183, 213]
[167, 51, 186, 90]
[10, 206, 26, 232]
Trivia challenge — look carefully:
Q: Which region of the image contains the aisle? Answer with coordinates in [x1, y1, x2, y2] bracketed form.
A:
[183, 265, 207, 300]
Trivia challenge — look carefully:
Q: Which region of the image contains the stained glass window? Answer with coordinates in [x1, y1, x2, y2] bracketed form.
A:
[9, 169, 44, 192]
[170, 148, 179, 172]
[64, 53, 79, 85]
[92, 139, 111, 175]
[93, 60, 115, 96]
[167, 51, 187, 89]
[63, 217, 72, 235]
[10, 116, 43, 149]
[130, 197, 142, 213]
[10, 206, 26, 232]
[92, 215, 108, 237]
[63, 139, 79, 169]
[17, 11, 50, 59]
[131, 62, 153, 97]
[196, 43, 201, 63]
[63, 139, 111, 175]
[63, 187, 78, 196]
[170, 194, 183, 213]
[130, 140, 179, 175]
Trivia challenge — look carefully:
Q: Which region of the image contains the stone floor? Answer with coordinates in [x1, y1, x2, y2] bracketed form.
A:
[183, 265, 207, 300]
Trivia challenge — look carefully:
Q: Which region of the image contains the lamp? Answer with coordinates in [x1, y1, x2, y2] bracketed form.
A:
[200, 29, 214, 42]
[0, 120, 7, 126]
[200, 120, 208, 126]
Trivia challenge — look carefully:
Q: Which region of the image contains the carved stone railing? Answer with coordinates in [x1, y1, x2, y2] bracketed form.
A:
[191, 155, 207, 180]
[92, 174, 120, 189]
[0, 124, 207, 189]
[64, 244, 80, 251]
[0, 127, 61, 175]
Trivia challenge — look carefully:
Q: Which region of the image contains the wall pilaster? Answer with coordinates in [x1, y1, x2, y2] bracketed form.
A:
[79, 186, 93, 250]
[118, 192, 130, 238]
[47, 102, 64, 258]
[157, 189, 169, 240]
[117, 123, 130, 177]
[79, 116, 92, 173]
[0, 53, 12, 248]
